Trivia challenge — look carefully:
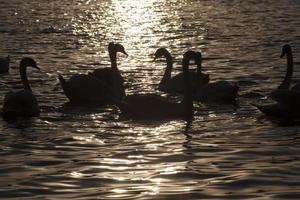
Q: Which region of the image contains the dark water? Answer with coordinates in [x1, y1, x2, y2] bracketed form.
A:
[0, 0, 300, 199]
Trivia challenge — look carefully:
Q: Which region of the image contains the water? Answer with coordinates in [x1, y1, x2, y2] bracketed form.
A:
[0, 0, 300, 199]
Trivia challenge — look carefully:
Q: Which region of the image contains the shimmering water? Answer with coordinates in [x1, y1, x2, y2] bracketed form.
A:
[0, 0, 300, 199]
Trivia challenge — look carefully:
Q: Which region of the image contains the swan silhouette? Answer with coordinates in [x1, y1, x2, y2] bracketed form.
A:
[59, 43, 127, 105]
[154, 48, 209, 94]
[254, 44, 300, 118]
[89, 42, 127, 99]
[1, 58, 40, 121]
[0, 55, 10, 73]
[193, 52, 238, 104]
[116, 50, 197, 120]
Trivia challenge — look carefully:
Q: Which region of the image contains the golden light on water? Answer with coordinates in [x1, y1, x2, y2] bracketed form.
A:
[110, 0, 163, 53]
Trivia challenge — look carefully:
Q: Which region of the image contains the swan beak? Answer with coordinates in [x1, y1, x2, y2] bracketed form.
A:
[33, 65, 40, 70]
[122, 50, 128, 57]
[153, 54, 160, 61]
[280, 51, 285, 58]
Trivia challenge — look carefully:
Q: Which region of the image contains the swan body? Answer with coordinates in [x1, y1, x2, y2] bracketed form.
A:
[194, 81, 239, 103]
[0, 55, 10, 73]
[2, 58, 40, 120]
[254, 89, 300, 118]
[89, 42, 127, 99]
[193, 52, 238, 104]
[154, 48, 209, 94]
[118, 94, 187, 120]
[59, 74, 117, 105]
[254, 44, 300, 118]
[117, 50, 197, 120]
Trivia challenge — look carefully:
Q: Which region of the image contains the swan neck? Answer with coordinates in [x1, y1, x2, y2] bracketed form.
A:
[182, 59, 193, 120]
[197, 61, 202, 74]
[159, 56, 173, 87]
[109, 48, 118, 69]
[20, 65, 32, 92]
[279, 51, 293, 89]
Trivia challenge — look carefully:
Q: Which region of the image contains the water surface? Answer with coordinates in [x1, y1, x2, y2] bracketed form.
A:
[0, 0, 300, 199]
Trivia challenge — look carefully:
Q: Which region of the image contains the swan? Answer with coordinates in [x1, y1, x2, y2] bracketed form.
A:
[154, 48, 209, 94]
[89, 42, 127, 99]
[193, 52, 238, 104]
[253, 44, 300, 118]
[1, 58, 40, 121]
[116, 50, 197, 120]
[0, 55, 10, 73]
[59, 74, 118, 105]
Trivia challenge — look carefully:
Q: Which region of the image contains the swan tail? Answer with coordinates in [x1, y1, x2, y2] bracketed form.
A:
[251, 103, 287, 118]
[58, 74, 72, 100]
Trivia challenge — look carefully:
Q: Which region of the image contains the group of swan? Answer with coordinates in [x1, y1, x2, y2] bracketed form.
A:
[1, 43, 297, 122]
[154, 48, 238, 103]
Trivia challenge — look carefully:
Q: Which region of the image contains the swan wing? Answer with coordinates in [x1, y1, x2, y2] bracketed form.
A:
[162, 71, 209, 94]
[119, 94, 181, 119]
[90, 68, 125, 99]
[195, 81, 238, 103]
[270, 89, 300, 108]
[60, 74, 117, 104]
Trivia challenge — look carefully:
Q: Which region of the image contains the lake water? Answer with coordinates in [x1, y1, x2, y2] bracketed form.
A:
[0, 0, 300, 199]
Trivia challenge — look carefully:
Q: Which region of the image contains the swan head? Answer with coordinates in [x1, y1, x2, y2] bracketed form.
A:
[115, 43, 128, 56]
[20, 57, 40, 70]
[183, 50, 197, 64]
[6, 55, 10, 62]
[280, 44, 292, 58]
[154, 48, 171, 61]
[109, 42, 128, 56]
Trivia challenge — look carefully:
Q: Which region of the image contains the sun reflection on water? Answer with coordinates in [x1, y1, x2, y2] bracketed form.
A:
[110, 0, 164, 58]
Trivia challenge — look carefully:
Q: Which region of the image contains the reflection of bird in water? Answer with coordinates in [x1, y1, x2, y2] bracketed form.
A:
[154, 48, 209, 94]
[117, 50, 197, 121]
[2, 58, 40, 121]
[0, 55, 10, 74]
[59, 42, 127, 105]
[253, 44, 300, 118]
[193, 52, 239, 104]
[89, 42, 127, 100]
